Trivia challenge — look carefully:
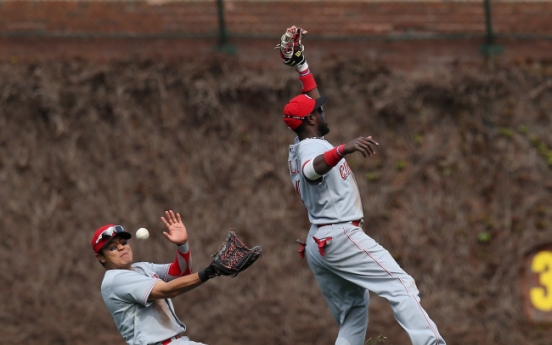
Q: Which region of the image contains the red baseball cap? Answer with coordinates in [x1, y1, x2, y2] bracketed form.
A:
[91, 224, 132, 253]
[283, 94, 327, 130]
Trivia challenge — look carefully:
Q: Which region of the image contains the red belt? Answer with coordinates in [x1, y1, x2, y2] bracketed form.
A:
[162, 334, 182, 345]
[317, 220, 362, 228]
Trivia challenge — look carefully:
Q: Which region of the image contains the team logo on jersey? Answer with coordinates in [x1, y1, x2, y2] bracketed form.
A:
[339, 161, 352, 180]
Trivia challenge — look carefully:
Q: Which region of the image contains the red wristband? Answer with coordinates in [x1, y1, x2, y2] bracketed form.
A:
[336, 144, 345, 157]
[323, 144, 345, 167]
[299, 69, 317, 93]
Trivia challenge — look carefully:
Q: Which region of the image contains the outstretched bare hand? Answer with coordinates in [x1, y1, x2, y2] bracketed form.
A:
[160, 210, 188, 246]
[343, 136, 379, 157]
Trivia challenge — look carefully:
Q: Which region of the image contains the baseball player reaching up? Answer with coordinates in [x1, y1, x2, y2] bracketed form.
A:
[277, 26, 447, 345]
[91, 210, 220, 345]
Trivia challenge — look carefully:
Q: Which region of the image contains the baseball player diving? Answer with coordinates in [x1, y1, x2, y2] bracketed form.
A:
[277, 26, 447, 345]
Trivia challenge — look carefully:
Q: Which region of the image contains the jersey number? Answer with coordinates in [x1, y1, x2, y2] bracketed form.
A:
[530, 251, 552, 311]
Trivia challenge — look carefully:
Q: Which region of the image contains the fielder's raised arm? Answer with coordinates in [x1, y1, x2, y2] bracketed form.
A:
[277, 25, 379, 179]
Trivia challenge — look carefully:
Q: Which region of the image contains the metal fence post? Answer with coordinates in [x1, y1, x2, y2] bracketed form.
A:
[215, 0, 236, 54]
[480, 0, 504, 63]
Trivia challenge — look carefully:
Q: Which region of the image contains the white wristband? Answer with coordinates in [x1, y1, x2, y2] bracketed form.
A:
[296, 61, 309, 73]
[303, 159, 322, 180]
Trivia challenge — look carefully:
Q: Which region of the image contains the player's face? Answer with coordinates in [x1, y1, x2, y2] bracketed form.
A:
[97, 236, 133, 270]
[314, 107, 330, 136]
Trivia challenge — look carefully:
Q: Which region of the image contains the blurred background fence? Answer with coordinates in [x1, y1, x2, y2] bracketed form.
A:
[1, 0, 552, 69]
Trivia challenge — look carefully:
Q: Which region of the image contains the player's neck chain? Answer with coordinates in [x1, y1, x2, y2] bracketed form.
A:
[301, 136, 324, 141]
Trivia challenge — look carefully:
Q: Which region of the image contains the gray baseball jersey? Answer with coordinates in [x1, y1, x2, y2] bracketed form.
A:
[101, 244, 193, 345]
[288, 137, 363, 224]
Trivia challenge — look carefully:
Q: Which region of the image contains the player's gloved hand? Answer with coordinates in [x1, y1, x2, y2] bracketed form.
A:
[276, 26, 309, 72]
[198, 265, 218, 282]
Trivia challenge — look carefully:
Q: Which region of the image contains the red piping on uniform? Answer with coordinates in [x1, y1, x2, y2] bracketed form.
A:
[343, 228, 442, 345]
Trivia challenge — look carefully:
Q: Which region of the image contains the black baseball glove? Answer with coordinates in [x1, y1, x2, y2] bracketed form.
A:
[209, 231, 262, 277]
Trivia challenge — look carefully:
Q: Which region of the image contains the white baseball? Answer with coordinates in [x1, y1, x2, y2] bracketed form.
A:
[136, 228, 150, 241]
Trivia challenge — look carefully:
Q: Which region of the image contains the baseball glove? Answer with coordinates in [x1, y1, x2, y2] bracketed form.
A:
[210, 231, 262, 277]
[275, 25, 308, 67]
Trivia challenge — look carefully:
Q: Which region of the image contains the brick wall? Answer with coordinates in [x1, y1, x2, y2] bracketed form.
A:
[1, 0, 551, 70]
